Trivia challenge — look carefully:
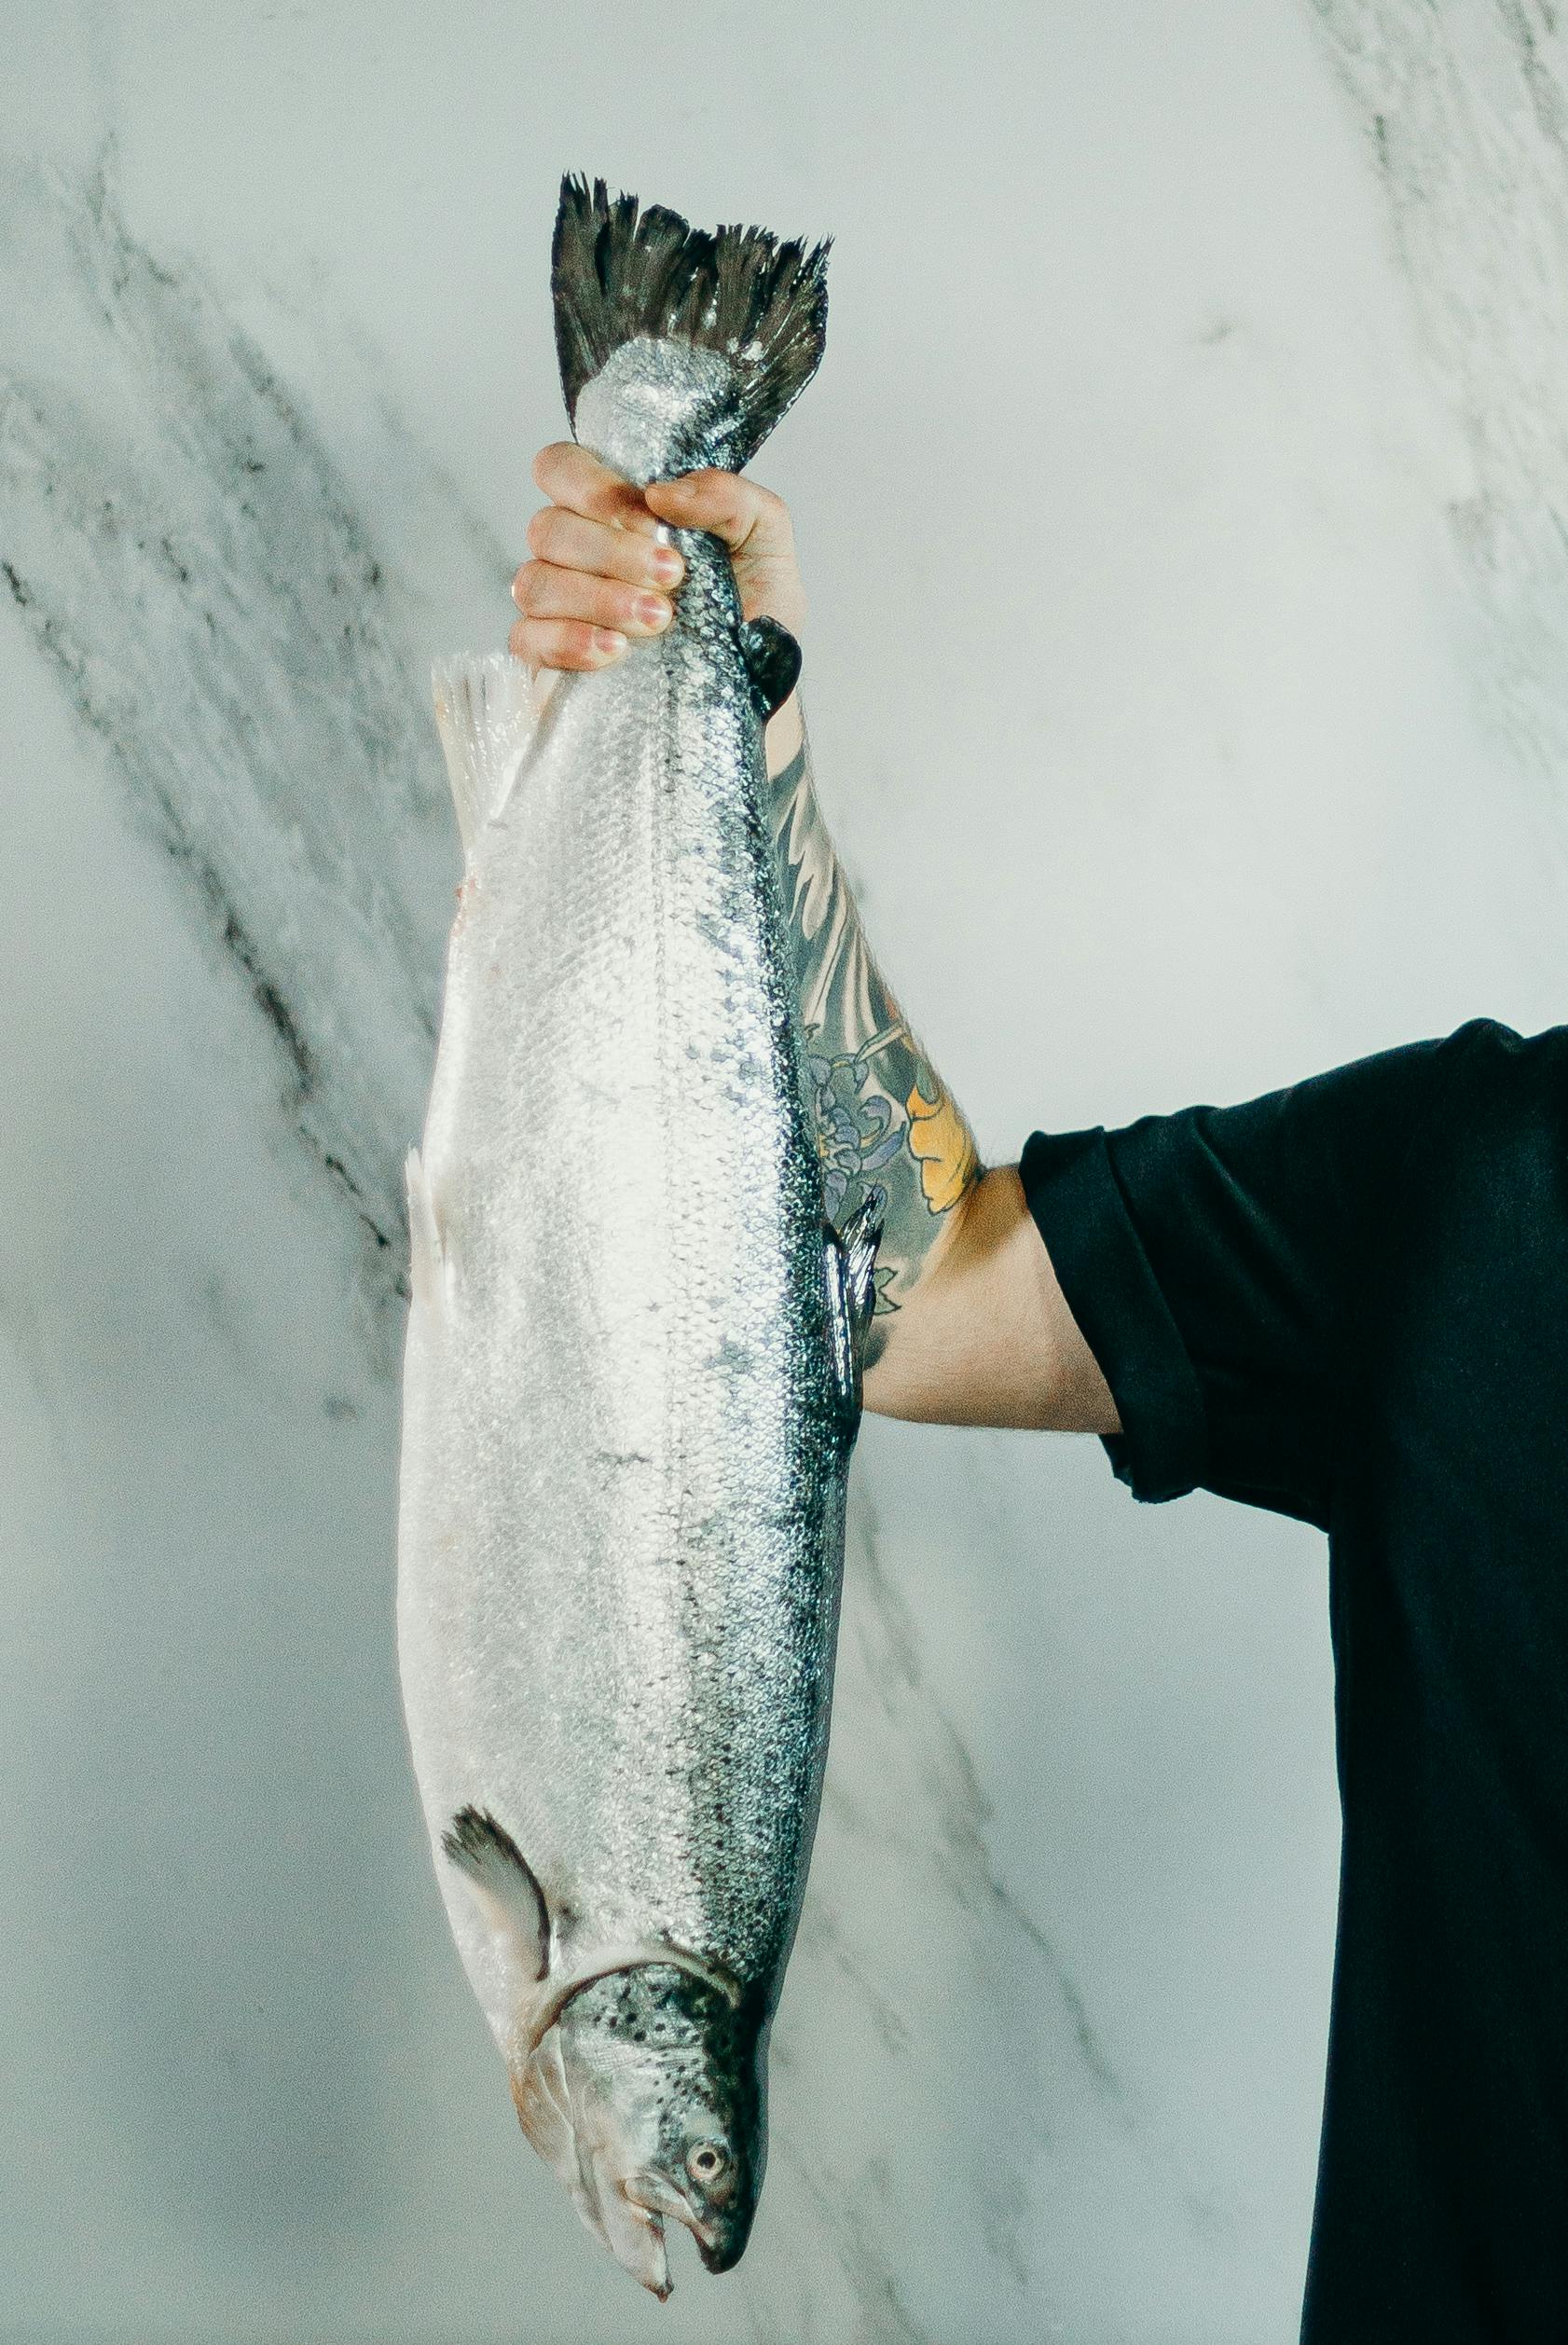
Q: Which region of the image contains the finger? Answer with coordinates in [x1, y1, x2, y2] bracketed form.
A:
[643, 469, 791, 557]
[523, 505, 683, 590]
[509, 615, 627, 671]
[513, 559, 674, 638]
[532, 441, 658, 532]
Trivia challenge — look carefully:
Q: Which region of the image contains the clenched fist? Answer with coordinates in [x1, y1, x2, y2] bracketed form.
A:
[512, 443, 808, 762]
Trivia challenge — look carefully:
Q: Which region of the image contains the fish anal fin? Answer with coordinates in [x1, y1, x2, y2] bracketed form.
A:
[442, 1807, 549, 1983]
[431, 652, 543, 858]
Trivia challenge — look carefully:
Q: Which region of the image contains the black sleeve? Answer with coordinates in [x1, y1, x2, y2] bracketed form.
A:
[1017, 1019, 1502, 1528]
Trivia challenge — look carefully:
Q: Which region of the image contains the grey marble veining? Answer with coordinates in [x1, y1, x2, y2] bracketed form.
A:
[0, 151, 458, 1359]
[1311, 0, 1568, 836]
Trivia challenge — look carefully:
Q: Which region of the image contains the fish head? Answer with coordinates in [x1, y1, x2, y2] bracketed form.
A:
[518, 1963, 764, 2297]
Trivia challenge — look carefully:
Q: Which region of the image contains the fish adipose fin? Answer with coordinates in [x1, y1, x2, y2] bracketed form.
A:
[431, 652, 543, 860]
[552, 173, 831, 477]
[737, 616, 802, 720]
[442, 1807, 550, 1982]
[823, 1190, 884, 1422]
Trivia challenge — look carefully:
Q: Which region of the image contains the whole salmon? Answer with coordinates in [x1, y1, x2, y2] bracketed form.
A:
[395, 176, 878, 2299]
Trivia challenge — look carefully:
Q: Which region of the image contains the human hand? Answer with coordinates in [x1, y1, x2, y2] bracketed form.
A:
[511, 445, 807, 680]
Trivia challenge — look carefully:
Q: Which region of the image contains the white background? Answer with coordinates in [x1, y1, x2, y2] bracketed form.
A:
[1, 4, 1561, 2338]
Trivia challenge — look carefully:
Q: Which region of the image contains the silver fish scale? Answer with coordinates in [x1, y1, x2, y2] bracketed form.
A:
[397, 343, 850, 2050]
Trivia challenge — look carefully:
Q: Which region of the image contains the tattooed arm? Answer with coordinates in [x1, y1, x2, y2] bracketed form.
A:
[761, 717, 981, 1347]
[756, 712, 1114, 1431]
[515, 444, 1117, 1433]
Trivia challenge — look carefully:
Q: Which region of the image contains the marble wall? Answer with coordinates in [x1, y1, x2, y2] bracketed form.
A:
[1, 5, 1562, 2340]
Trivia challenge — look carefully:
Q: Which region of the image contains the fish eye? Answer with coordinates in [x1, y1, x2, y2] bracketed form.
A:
[686, 2140, 729, 2186]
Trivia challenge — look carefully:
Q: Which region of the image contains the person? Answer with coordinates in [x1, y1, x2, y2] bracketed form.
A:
[507, 444, 1568, 2343]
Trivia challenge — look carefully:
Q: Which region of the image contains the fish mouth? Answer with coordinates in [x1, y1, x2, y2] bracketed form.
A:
[617, 2204, 672, 2303]
[576, 2155, 722, 2299]
[518, 2035, 727, 2297]
[566, 2157, 740, 2298]
[695, 2225, 745, 2276]
[581, 2166, 677, 2300]
[623, 2172, 720, 2258]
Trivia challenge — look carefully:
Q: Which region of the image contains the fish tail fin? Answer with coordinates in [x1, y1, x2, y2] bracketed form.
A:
[430, 652, 543, 859]
[552, 174, 830, 474]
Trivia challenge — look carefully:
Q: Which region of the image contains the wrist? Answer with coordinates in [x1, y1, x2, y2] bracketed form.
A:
[763, 691, 805, 777]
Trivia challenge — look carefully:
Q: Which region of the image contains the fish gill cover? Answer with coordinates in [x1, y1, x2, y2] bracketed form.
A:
[550, 173, 832, 473]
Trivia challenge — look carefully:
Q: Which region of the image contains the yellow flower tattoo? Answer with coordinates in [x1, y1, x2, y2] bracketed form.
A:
[905, 1080, 980, 1216]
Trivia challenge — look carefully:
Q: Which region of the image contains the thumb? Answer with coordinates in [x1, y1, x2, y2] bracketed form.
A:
[643, 470, 804, 633]
[643, 470, 791, 561]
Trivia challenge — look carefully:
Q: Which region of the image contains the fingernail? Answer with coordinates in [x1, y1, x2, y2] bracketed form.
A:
[649, 546, 682, 585]
[594, 628, 626, 658]
[635, 593, 670, 629]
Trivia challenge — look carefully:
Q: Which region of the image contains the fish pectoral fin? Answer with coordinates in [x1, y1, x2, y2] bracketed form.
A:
[823, 1191, 885, 1421]
[522, 1941, 743, 2053]
[736, 615, 802, 720]
[441, 1807, 550, 1982]
[404, 1148, 448, 1313]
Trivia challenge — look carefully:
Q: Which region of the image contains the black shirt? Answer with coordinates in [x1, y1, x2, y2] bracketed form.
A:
[1019, 1016, 1568, 2344]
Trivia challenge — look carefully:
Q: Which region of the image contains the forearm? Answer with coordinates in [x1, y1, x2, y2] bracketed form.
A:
[763, 709, 983, 1368]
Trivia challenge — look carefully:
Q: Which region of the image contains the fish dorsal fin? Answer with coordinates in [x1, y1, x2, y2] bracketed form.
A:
[737, 616, 802, 720]
[442, 1807, 549, 1982]
[823, 1190, 885, 1423]
[431, 653, 543, 860]
[521, 1943, 742, 2056]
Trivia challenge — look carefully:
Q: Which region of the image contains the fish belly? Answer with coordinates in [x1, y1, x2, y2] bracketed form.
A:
[397, 605, 844, 2050]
